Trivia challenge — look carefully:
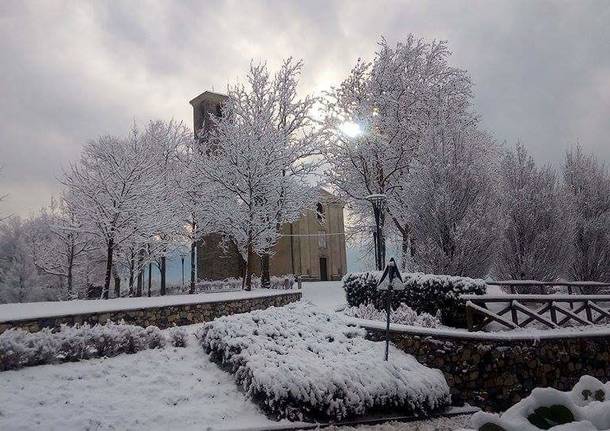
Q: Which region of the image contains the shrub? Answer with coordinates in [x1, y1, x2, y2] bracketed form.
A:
[0, 321, 179, 371]
[472, 375, 610, 431]
[168, 326, 188, 347]
[197, 302, 450, 422]
[342, 271, 486, 327]
[342, 271, 383, 308]
[403, 273, 486, 327]
[343, 303, 441, 328]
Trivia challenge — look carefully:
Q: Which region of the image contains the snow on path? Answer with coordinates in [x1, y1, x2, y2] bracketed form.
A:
[301, 280, 346, 312]
[0, 330, 279, 431]
[0, 288, 298, 322]
[326, 416, 472, 430]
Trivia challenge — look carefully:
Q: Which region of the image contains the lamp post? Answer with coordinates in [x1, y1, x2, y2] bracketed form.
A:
[180, 253, 186, 289]
[370, 225, 378, 271]
[366, 194, 386, 271]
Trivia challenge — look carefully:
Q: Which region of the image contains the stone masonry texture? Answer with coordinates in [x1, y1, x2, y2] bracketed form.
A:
[0, 291, 302, 334]
[366, 327, 610, 412]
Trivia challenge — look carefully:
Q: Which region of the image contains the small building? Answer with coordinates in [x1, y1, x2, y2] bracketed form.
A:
[190, 91, 347, 281]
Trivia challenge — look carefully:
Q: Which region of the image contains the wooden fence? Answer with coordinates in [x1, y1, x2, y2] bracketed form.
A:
[487, 280, 610, 295]
[463, 294, 610, 331]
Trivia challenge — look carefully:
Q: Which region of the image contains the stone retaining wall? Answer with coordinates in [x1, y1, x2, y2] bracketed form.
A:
[0, 291, 301, 334]
[365, 327, 610, 412]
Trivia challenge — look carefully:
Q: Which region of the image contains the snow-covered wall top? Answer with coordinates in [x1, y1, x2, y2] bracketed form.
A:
[0, 289, 301, 323]
[349, 316, 610, 341]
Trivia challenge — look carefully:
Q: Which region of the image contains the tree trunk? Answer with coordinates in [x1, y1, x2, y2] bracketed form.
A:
[147, 262, 152, 297]
[244, 242, 254, 291]
[189, 238, 196, 294]
[114, 274, 121, 298]
[67, 251, 74, 297]
[102, 239, 114, 300]
[136, 250, 144, 297]
[128, 253, 135, 297]
[261, 253, 270, 288]
[160, 256, 166, 296]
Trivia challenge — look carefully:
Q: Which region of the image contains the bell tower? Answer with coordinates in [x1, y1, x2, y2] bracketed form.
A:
[188, 91, 228, 139]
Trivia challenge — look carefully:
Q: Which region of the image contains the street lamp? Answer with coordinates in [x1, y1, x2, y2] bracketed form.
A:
[369, 225, 378, 270]
[180, 253, 187, 289]
[366, 194, 386, 271]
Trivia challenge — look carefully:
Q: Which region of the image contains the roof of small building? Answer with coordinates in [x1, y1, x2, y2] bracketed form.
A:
[189, 90, 227, 106]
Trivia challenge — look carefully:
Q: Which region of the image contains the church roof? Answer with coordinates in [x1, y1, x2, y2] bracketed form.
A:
[318, 187, 345, 206]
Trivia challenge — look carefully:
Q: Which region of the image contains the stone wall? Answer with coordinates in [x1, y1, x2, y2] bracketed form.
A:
[0, 291, 301, 334]
[365, 326, 610, 412]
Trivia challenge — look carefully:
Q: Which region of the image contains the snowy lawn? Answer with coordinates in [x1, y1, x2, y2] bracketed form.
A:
[0, 327, 281, 431]
[199, 302, 450, 422]
[301, 280, 346, 312]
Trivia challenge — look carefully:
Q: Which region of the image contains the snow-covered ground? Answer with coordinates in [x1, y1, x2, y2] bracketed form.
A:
[0, 282, 476, 430]
[328, 416, 471, 430]
[0, 288, 298, 322]
[0, 327, 281, 431]
[301, 280, 346, 312]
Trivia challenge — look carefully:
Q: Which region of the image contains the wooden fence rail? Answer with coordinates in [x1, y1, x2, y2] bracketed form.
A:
[487, 280, 610, 295]
[463, 294, 610, 331]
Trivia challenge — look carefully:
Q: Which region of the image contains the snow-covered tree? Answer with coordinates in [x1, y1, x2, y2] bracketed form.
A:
[195, 60, 319, 290]
[0, 217, 45, 303]
[403, 127, 500, 277]
[563, 147, 610, 282]
[62, 132, 166, 299]
[137, 120, 191, 296]
[322, 36, 474, 268]
[495, 143, 574, 280]
[175, 138, 216, 293]
[25, 195, 95, 297]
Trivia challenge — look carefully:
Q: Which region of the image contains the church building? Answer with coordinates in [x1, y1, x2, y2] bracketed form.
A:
[189, 91, 348, 281]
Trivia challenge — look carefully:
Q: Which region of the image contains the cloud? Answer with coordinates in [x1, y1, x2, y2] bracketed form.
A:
[0, 0, 608, 216]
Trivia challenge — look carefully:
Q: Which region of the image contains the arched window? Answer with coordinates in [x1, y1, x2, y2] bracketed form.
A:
[316, 202, 325, 223]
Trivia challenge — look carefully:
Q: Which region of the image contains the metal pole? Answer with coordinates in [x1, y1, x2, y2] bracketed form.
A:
[373, 230, 378, 271]
[384, 290, 391, 361]
[374, 205, 382, 271]
[378, 207, 385, 270]
[181, 256, 185, 288]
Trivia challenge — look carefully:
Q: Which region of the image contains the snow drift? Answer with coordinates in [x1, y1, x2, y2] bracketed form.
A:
[197, 302, 450, 421]
[471, 375, 610, 431]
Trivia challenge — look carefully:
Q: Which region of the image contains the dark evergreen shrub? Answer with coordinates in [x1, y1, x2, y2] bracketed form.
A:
[342, 271, 486, 327]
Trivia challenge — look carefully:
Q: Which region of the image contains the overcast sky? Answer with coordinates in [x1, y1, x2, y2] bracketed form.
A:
[1, 0, 609, 217]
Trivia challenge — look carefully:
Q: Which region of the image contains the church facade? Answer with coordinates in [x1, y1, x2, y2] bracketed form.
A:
[189, 91, 347, 281]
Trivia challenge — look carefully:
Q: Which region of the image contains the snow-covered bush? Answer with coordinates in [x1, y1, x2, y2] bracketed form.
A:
[197, 302, 450, 421]
[342, 271, 384, 308]
[342, 271, 486, 327]
[471, 375, 610, 431]
[404, 273, 486, 327]
[343, 303, 441, 328]
[0, 321, 178, 371]
[168, 326, 188, 347]
[193, 275, 295, 293]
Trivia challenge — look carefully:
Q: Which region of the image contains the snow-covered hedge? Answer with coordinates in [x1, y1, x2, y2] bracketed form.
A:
[0, 321, 186, 371]
[342, 271, 486, 327]
[197, 302, 450, 421]
[472, 375, 610, 431]
[342, 271, 384, 309]
[343, 303, 441, 328]
[194, 275, 295, 293]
